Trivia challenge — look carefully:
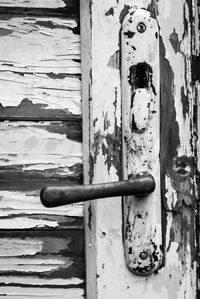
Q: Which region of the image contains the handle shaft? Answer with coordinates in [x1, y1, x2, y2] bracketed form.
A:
[40, 173, 155, 208]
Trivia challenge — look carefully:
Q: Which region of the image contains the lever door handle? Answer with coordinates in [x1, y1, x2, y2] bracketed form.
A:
[40, 172, 155, 208]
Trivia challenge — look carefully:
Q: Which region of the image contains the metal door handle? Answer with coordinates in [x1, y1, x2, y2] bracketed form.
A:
[40, 172, 155, 207]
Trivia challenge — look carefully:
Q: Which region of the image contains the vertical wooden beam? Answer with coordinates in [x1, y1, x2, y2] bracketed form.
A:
[80, 1, 97, 298]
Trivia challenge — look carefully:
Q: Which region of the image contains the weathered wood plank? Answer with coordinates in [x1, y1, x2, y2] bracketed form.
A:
[0, 17, 80, 74]
[0, 1, 79, 19]
[0, 121, 83, 228]
[0, 230, 85, 283]
[0, 288, 84, 299]
[0, 230, 85, 297]
[0, 15, 81, 119]
[0, 191, 83, 228]
[0, 74, 81, 118]
[0, 229, 84, 257]
[0, 121, 82, 176]
[0, 0, 73, 8]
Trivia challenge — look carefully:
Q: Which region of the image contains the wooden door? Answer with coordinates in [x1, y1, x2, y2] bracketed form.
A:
[81, 0, 200, 298]
[0, 1, 85, 298]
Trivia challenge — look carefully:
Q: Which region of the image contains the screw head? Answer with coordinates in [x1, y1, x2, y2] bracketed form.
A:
[137, 22, 146, 33]
[139, 251, 148, 260]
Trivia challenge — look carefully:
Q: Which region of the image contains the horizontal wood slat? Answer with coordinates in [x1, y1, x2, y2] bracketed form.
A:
[0, 0, 78, 9]
[0, 121, 82, 182]
[0, 0, 79, 19]
[0, 190, 83, 229]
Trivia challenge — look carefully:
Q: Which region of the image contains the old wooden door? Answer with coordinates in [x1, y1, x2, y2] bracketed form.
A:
[0, 0, 85, 298]
[80, 0, 200, 298]
[1, 0, 200, 298]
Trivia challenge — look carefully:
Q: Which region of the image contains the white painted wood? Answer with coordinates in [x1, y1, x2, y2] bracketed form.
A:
[0, 276, 83, 286]
[0, 287, 84, 298]
[0, 121, 83, 228]
[0, 122, 82, 167]
[0, 17, 81, 114]
[0, 191, 83, 217]
[0, 3, 85, 298]
[0, 72, 81, 114]
[81, 0, 198, 298]
[121, 8, 162, 275]
[0, 0, 66, 8]
[0, 17, 80, 73]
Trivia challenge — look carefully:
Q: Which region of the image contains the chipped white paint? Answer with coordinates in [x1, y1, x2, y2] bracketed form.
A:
[0, 191, 83, 217]
[0, 73, 81, 114]
[0, 276, 83, 286]
[0, 3, 85, 298]
[0, 238, 43, 256]
[0, 18, 80, 73]
[0, 122, 82, 168]
[0, 287, 84, 298]
[122, 8, 162, 275]
[165, 174, 178, 209]
[0, 218, 58, 229]
[158, 0, 193, 158]
[0, 16, 81, 114]
[81, 0, 198, 298]
[0, 122, 83, 228]
[0, 0, 66, 7]
[130, 89, 151, 132]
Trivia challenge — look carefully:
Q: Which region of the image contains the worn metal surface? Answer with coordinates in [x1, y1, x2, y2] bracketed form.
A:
[81, 0, 199, 298]
[0, 1, 85, 297]
[121, 8, 162, 275]
[41, 172, 155, 207]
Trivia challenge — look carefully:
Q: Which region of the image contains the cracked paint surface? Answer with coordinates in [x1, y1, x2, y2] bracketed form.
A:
[0, 1, 85, 297]
[82, 0, 199, 298]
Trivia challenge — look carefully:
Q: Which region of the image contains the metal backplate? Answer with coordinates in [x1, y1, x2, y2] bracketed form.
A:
[121, 8, 163, 275]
